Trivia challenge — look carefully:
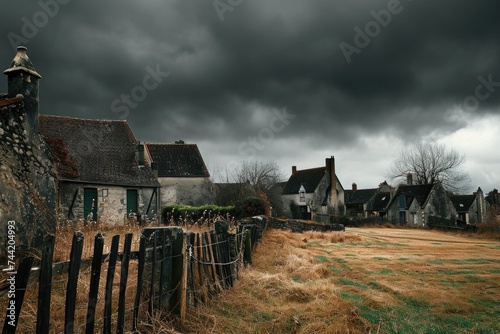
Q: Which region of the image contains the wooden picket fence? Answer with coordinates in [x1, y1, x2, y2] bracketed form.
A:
[1, 220, 264, 333]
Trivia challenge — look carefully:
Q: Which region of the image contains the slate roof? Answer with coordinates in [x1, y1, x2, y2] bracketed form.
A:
[282, 167, 326, 194]
[371, 192, 391, 211]
[344, 188, 378, 205]
[39, 115, 160, 187]
[146, 143, 210, 178]
[389, 184, 434, 209]
[449, 195, 476, 212]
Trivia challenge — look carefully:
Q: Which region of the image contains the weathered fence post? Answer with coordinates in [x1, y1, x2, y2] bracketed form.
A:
[117, 233, 133, 334]
[2, 256, 34, 334]
[133, 234, 146, 331]
[180, 233, 188, 321]
[64, 231, 84, 334]
[103, 235, 120, 334]
[85, 232, 104, 334]
[36, 234, 55, 334]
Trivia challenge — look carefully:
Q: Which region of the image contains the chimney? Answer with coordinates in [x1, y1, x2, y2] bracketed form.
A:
[407, 173, 413, 185]
[292, 166, 297, 174]
[136, 143, 145, 166]
[3, 46, 42, 135]
[352, 183, 357, 191]
[326, 156, 338, 210]
[151, 161, 158, 178]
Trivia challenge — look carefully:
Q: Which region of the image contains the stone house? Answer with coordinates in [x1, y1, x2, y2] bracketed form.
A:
[344, 181, 392, 218]
[40, 116, 161, 224]
[449, 188, 486, 225]
[386, 177, 456, 226]
[282, 156, 345, 221]
[145, 143, 214, 207]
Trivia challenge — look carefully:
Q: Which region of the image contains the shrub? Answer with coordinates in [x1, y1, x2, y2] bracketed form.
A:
[234, 197, 266, 218]
[162, 204, 235, 224]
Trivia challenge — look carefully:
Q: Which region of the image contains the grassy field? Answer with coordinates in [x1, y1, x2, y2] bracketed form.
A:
[177, 227, 500, 334]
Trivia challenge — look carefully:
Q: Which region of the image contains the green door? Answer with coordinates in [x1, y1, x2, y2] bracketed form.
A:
[84, 188, 98, 221]
[127, 189, 138, 216]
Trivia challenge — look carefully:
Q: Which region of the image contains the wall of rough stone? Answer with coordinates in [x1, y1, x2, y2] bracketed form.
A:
[57, 183, 159, 225]
[0, 98, 57, 255]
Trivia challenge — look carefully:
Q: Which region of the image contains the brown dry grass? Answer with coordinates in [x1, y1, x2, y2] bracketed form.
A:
[172, 227, 500, 334]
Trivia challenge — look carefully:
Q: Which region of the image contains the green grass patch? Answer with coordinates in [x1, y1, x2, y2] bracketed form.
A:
[306, 241, 322, 247]
[376, 268, 393, 274]
[450, 258, 491, 265]
[398, 257, 410, 261]
[339, 291, 363, 302]
[338, 278, 366, 289]
[344, 253, 357, 257]
[368, 282, 383, 290]
[315, 255, 329, 263]
[372, 256, 390, 261]
[327, 265, 342, 273]
[427, 259, 444, 265]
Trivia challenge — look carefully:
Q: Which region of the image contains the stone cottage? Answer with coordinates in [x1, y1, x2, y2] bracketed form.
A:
[145, 143, 213, 207]
[282, 156, 345, 221]
[449, 187, 486, 225]
[39, 116, 161, 224]
[386, 175, 456, 226]
[0, 46, 57, 254]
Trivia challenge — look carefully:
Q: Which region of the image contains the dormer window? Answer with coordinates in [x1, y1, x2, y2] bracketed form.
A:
[299, 185, 306, 202]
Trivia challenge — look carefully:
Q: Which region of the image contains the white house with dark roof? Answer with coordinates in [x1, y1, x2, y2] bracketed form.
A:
[40, 116, 161, 224]
[145, 143, 214, 207]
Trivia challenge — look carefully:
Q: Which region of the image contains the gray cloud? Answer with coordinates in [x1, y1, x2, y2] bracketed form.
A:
[1, 0, 499, 191]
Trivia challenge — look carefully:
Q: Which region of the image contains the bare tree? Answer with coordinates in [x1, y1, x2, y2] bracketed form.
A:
[214, 160, 285, 214]
[389, 143, 471, 193]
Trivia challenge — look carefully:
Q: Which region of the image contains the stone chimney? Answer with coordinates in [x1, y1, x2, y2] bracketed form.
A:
[407, 173, 413, 185]
[136, 142, 145, 166]
[3, 46, 42, 135]
[352, 182, 357, 191]
[292, 166, 297, 174]
[326, 156, 338, 210]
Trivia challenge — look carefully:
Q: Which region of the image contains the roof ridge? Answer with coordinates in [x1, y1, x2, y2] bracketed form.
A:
[39, 114, 128, 123]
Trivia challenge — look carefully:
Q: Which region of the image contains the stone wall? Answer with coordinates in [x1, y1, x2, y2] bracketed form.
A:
[0, 98, 57, 254]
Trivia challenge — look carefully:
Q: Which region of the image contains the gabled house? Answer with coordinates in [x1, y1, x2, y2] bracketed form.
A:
[0, 47, 57, 253]
[145, 143, 213, 207]
[40, 116, 161, 224]
[344, 184, 378, 218]
[282, 156, 345, 221]
[449, 187, 486, 225]
[386, 178, 456, 226]
[344, 181, 392, 218]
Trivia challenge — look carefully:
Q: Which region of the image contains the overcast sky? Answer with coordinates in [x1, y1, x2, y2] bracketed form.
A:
[2, 0, 499, 193]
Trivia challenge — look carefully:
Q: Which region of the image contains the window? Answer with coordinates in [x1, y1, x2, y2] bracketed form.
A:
[299, 185, 306, 203]
[398, 195, 406, 208]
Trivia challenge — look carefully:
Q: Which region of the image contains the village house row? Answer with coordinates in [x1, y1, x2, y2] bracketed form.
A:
[1, 47, 499, 253]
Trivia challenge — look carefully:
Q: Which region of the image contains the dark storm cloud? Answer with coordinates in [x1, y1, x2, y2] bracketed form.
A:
[1, 0, 499, 188]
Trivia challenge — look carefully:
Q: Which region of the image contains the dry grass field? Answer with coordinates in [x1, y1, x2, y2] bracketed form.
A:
[178, 227, 500, 334]
[1, 225, 499, 333]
